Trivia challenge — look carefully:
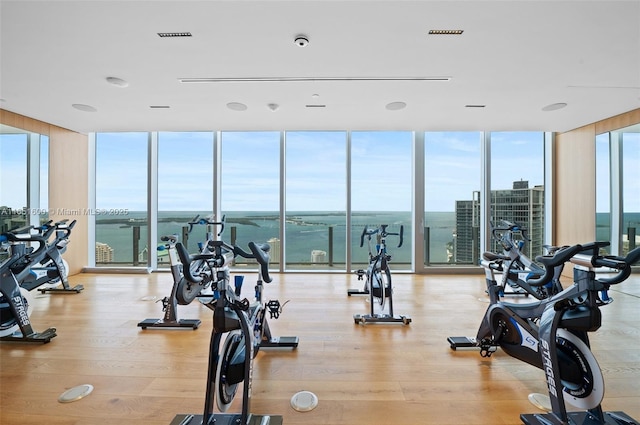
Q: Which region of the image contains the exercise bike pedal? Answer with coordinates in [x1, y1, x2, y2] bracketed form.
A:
[171, 413, 283, 425]
[0, 327, 57, 343]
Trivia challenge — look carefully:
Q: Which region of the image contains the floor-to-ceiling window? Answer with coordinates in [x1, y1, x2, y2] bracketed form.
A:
[596, 124, 639, 256]
[88, 128, 556, 272]
[285, 131, 347, 270]
[622, 130, 639, 255]
[0, 128, 48, 231]
[351, 131, 412, 271]
[39, 136, 49, 223]
[0, 130, 27, 233]
[595, 132, 611, 253]
[221, 132, 280, 268]
[95, 132, 148, 266]
[157, 132, 214, 261]
[489, 132, 545, 258]
[424, 132, 482, 266]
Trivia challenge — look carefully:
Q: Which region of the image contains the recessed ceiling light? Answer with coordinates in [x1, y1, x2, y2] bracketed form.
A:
[158, 32, 192, 37]
[542, 102, 567, 111]
[227, 102, 247, 111]
[72, 104, 97, 112]
[267, 103, 279, 111]
[429, 29, 464, 35]
[386, 101, 407, 111]
[106, 77, 129, 88]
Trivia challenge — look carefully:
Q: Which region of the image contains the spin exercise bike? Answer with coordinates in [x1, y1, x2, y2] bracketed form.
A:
[448, 242, 640, 425]
[19, 219, 84, 294]
[489, 220, 564, 299]
[138, 215, 222, 329]
[171, 217, 297, 425]
[351, 224, 411, 325]
[0, 225, 58, 343]
[137, 234, 202, 329]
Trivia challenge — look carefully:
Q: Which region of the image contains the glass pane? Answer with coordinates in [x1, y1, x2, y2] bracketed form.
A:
[424, 132, 481, 265]
[39, 135, 49, 224]
[489, 132, 545, 258]
[221, 132, 280, 269]
[622, 131, 640, 255]
[158, 132, 214, 265]
[285, 131, 346, 270]
[95, 132, 148, 266]
[351, 131, 412, 271]
[595, 133, 611, 252]
[0, 132, 28, 232]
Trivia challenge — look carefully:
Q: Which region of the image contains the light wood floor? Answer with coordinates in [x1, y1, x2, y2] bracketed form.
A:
[1, 271, 639, 425]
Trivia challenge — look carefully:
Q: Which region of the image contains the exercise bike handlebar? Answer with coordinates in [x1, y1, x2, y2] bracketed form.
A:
[248, 242, 272, 283]
[530, 242, 639, 287]
[1, 225, 56, 260]
[528, 244, 583, 286]
[360, 224, 404, 248]
[187, 214, 226, 236]
[176, 240, 272, 284]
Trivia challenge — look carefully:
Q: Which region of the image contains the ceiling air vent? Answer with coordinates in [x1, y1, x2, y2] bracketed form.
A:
[157, 32, 192, 38]
[429, 30, 464, 35]
[305, 104, 326, 108]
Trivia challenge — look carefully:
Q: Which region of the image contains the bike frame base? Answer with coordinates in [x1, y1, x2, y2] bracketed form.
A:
[137, 318, 200, 330]
[261, 335, 299, 348]
[354, 313, 411, 325]
[38, 284, 84, 294]
[0, 327, 57, 343]
[521, 410, 639, 425]
[447, 336, 481, 349]
[171, 413, 283, 425]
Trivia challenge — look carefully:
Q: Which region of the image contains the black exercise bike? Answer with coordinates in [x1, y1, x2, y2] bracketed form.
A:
[449, 242, 640, 425]
[488, 220, 564, 299]
[170, 217, 297, 425]
[0, 225, 58, 343]
[137, 234, 202, 329]
[351, 224, 411, 325]
[19, 219, 84, 294]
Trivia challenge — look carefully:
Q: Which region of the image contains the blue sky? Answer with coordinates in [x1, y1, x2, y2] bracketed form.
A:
[93, 130, 546, 213]
[3, 130, 636, 214]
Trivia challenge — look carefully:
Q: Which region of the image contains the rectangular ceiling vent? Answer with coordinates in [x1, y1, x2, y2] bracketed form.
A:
[465, 104, 486, 108]
[157, 32, 192, 38]
[305, 104, 326, 108]
[429, 30, 464, 35]
[149, 105, 170, 109]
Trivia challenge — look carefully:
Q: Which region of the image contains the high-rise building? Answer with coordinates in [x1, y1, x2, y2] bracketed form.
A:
[454, 181, 544, 263]
[95, 242, 114, 264]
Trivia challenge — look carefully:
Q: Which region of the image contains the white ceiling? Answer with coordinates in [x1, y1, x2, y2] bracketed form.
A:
[1, 0, 639, 134]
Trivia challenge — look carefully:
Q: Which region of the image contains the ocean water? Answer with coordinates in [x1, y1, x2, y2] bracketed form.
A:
[596, 212, 640, 251]
[95, 211, 458, 265]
